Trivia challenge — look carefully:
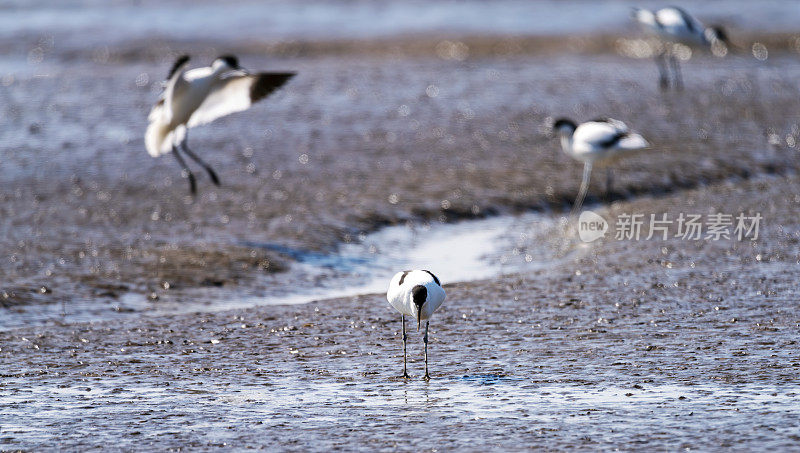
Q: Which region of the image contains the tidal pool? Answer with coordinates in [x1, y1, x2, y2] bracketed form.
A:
[0, 211, 562, 330]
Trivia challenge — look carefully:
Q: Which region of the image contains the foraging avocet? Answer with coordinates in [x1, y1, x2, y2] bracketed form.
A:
[146, 55, 295, 194]
[553, 118, 649, 215]
[386, 269, 446, 380]
[631, 6, 729, 89]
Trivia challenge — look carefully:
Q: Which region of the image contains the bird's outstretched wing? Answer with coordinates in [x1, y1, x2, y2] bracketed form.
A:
[187, 72, 295, 128]
[148, 55, 191, 123]
[146, 55, 191, 156]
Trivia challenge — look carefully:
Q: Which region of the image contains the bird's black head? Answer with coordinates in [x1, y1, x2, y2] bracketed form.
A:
[553, 118, 577, 133]
[215, 54, 240, 69]
[411, 285, 427, 330]
[709, 26, 729, 44]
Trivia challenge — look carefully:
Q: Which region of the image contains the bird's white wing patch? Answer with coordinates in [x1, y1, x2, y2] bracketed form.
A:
[656, 8, 687, 28]
[658, 7, 703, 31]
[655, 7, 704, 42]
[186, 71, 295, 128]
[148, 58, 192, 125]
[186, 73, 254, 128]
[148, 98, 167, 123]
[600, 118, 629, 133]
[146, 58, 191, 157]
[574, 121, 625, 148]
[183, 66, 215, 81]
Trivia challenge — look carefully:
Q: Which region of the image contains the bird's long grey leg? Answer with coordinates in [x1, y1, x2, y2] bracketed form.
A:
[172, 145, 197, 195]
[423, 321, 430, 380]
[669, 53, 683, 90]
[402, 315, 409, 379]
[179, 134, 220, 186]
[570, 161, 593, 217]
[654, 50, 669, 90]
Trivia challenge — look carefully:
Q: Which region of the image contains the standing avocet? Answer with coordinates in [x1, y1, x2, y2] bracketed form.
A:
[553, 118, 649, 215]
[387, 269, 446, 380]
[146, 55, 295, 194]
[631, 6, 729, 90]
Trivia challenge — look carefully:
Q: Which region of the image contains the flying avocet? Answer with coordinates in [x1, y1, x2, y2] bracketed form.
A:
[146, 55, 295, 194]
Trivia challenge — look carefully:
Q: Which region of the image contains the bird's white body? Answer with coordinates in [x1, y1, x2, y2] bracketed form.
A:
[386, 269, 446, 379]
[146, 59, 260, 157]
[633, 7, 707, 46]
[631, 7, 726, 90]
[559, 118, 649, 166]
[554, 118, 649, 215]
[387, 270, 446, 322]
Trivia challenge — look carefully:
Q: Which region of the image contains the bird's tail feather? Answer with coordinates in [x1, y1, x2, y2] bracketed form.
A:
[145, 121, 171, 157]
[145, 122, 186, 157]
[618, 133, 650, 151]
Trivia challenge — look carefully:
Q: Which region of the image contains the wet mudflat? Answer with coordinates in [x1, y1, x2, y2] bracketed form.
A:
[3, 172, 800, 450]
[3, 1, 800, 449]
[3, 50, 800, 316]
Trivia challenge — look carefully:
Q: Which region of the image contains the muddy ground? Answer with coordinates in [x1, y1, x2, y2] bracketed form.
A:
[2, 43, 799, 308]
[2, 23, 800, 451]
[2, 172, 800, 450]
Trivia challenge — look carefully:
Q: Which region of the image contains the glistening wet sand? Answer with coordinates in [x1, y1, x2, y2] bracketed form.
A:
[3, 169, 800, 450]
[3, 1, 800, 448]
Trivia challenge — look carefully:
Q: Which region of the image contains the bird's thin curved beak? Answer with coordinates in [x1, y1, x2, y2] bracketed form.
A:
[417, 308, 421, 332]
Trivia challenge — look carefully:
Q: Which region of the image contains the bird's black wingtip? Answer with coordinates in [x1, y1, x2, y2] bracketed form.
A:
[265, 72, 297, 83]
[422, 269, 440, 286]
[249, 72, 297, 102]
[167, 55, 190, 79]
